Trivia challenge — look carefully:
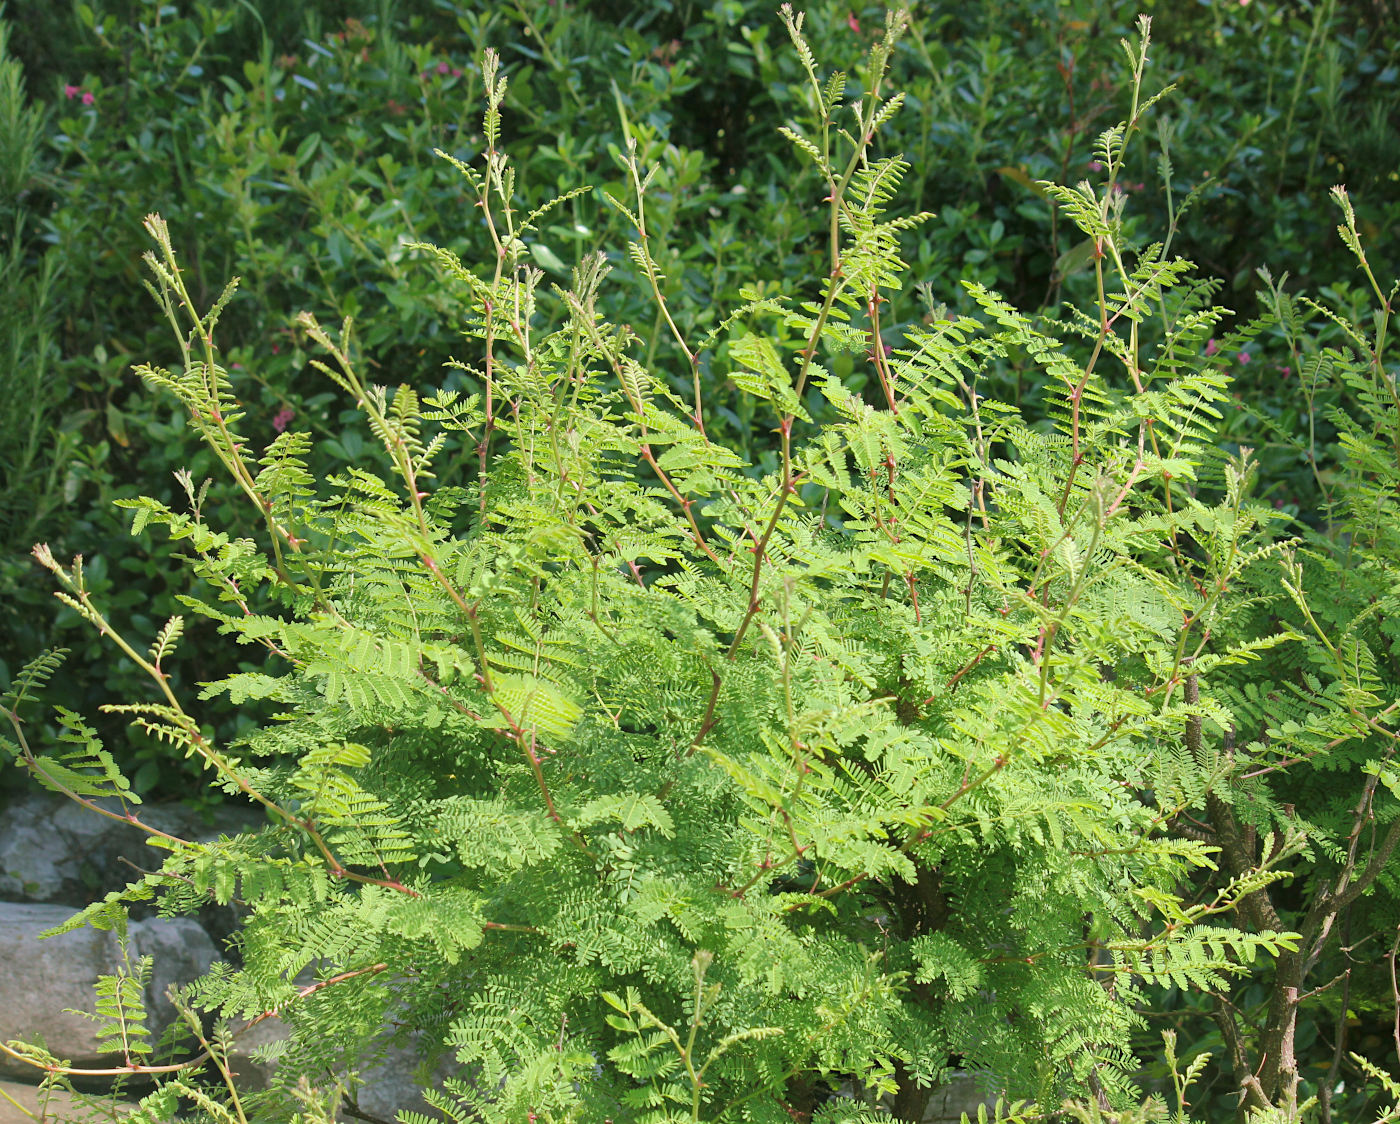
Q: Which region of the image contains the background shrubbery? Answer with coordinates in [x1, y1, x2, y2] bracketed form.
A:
[3, 0, 1398, 804]
[3, 2, 1400, 1120]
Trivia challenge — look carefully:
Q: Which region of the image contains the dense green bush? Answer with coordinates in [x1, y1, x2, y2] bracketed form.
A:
[6, 9, 1400, 1122]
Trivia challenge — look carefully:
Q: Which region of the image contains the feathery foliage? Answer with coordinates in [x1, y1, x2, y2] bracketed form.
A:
[6, 9, 1400, 1124]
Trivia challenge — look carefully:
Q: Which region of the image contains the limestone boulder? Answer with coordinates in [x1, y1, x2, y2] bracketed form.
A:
[0, 793, 261, 908]
[923, 1073, 1000, 1121]
[0, 902, 218, 1081]
[225, 1009, 464, 1123]
[353, 1042, 463, 1122]
[0, 1078, 135, 1123]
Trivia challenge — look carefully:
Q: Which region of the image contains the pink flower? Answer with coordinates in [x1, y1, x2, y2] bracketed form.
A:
[1280, 366, 1291, 376]
[272, 406, 295, 433]
[452, 67, 463, 77]
[847, 13, 860, 32]
[437, 60, 450, 74]
[1237, 351, 1250, 365]
[1205, 338, 1218, 357]
[81, 91, 95, 106]
[1087, 160, 1104, 172]
[63, 84, 80, 99]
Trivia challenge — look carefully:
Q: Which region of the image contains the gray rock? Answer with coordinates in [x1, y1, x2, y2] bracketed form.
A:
[923, 1073, 1001, 1122]
[224, 979, 462, 1123]
[223, 1018, 451, 1122]
[0, 793, 262, 972]
[0, 794, 456, 1121]
[829, 1072, 1000, 1123]
[0, 1078, 136, 1123]
[48, 798, 121, 851]
[0, 795, 92, 902]
[352, 1042, 461, 1122]
[0, 901, 218, 1081]
[129, 916, 219, 1033]
[225, 1011, 290, 1093]
[0, 793, 263, 908]
[0, 808, 67, 901]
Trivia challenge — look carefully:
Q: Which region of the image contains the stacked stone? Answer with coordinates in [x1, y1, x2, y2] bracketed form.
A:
[0, 793, 444, 1123]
